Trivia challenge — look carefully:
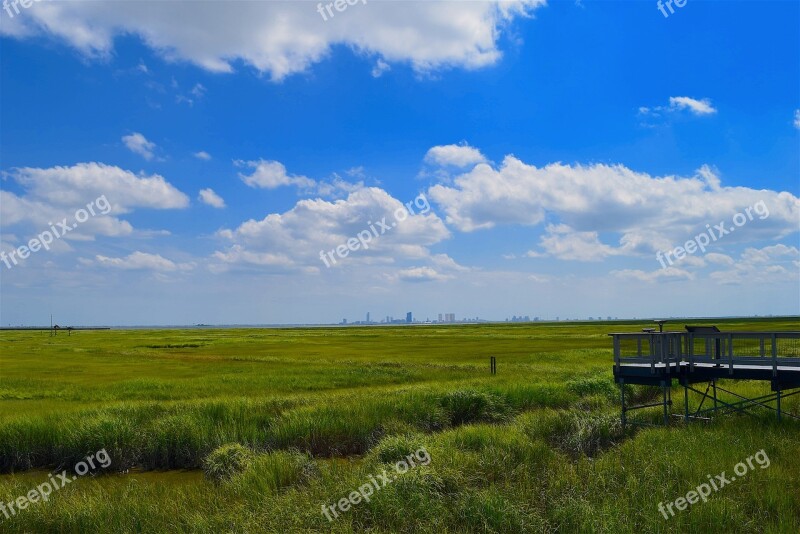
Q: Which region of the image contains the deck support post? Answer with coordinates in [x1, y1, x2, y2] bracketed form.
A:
[620, 380, 626, 428]
[684, 383, 689, 422]
[712, 380, 718, 414]
[663, 384, 669, 425]
[777, 388, 782, 422]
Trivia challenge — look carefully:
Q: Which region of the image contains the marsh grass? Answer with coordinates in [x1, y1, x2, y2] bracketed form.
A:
[0, 318, 798, 532]
[203, 443, 253, 483]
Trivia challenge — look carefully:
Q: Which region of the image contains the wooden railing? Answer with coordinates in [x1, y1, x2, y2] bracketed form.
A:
[612, 331, 800, 376]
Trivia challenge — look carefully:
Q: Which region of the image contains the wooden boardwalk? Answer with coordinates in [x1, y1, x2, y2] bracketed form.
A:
[611, 329, 800, 425]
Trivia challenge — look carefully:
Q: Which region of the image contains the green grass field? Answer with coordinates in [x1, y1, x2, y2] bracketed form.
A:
[0, 318, 798, 533]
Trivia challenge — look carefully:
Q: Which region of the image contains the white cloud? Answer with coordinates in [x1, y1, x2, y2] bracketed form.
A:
[431, 253, 469, 272]
[795, 109, 800, 129]
[1, 163, 188, 244]
[0, 190, 134, 243]
[213, 186, 450, 273]
[176, 83, 207, 106]
[372, 59, 391, 78]
[122, 132, 157, 160]
[705, 252, 735, 266]
[198, 188, 225, 209]
[1, 1, 546, 81]
[678, 255, 707, 268]
[668, 96, 717, 115]
[428, 155, 800, 256]
[639, 97, 718, 122]
[212, 245, 300, 271]
[709, 245, 800, 285]
[424, 143, 487, 168]
[612, 267, 694, 283]
[237, 160, 316, 190]
[7, 162, 189, 211]
[94, 251, 194, 272]
[529, 224, 620, 262]
[740, 244, 799, 264]
[194, 151, 212, 161]
[395, 266, 451, 282]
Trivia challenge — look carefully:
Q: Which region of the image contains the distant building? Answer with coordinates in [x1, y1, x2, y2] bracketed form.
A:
[406, 312, 412, 324]
[438, 313, 443, 322]
[366, 312, 370, 324]
[445, 313, 455, 323]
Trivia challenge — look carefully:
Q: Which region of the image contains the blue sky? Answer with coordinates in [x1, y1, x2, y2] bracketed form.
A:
[1, 0, 798, 326]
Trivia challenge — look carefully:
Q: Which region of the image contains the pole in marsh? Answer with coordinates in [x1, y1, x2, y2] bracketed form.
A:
[490, 356, 496, 375]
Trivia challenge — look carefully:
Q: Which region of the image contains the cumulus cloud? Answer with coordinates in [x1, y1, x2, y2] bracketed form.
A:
[122, 132, 157, 160]
[94, 251, 194, 272]
[1, 163, 188, 243]
[668, 96, 717, 115]
[428, 154, 800, 262]
[198, 188, 225, 208]
[236, 159, 364, 198]
[0, 1, 546, 81]
[212, 246, 300, 271]
[237, 160, 316, 190]
[0, 190, 133, 243]
[705, 252, 736, 266]
[795, 109, 800, 129]
[528, 224, 621, 262]
[424, 143, 487, 168]
[7, 162, 189, 211]
[213, 186, 451, 273]
[611, 244, 799, 286]
[194, 151, 212, 161]
[709, 245, 800, 285]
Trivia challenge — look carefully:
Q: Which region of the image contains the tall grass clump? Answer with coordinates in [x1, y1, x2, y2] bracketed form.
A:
[566, 374, 617, 401]
[370, 434, 428, 464]
[203, 443, 254, 483]
[522, 409, 628, 457]
[439, 390, 512, 427]
[228, 450, 318, 494]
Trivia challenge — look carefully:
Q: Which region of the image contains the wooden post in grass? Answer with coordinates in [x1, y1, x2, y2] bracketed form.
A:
[490, 356, 496, 375]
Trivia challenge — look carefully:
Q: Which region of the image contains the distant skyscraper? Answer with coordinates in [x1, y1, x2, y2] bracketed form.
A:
[406, 312, 412, 324]
[366, 312, 370, 323]
[438, 314, 443, 322]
